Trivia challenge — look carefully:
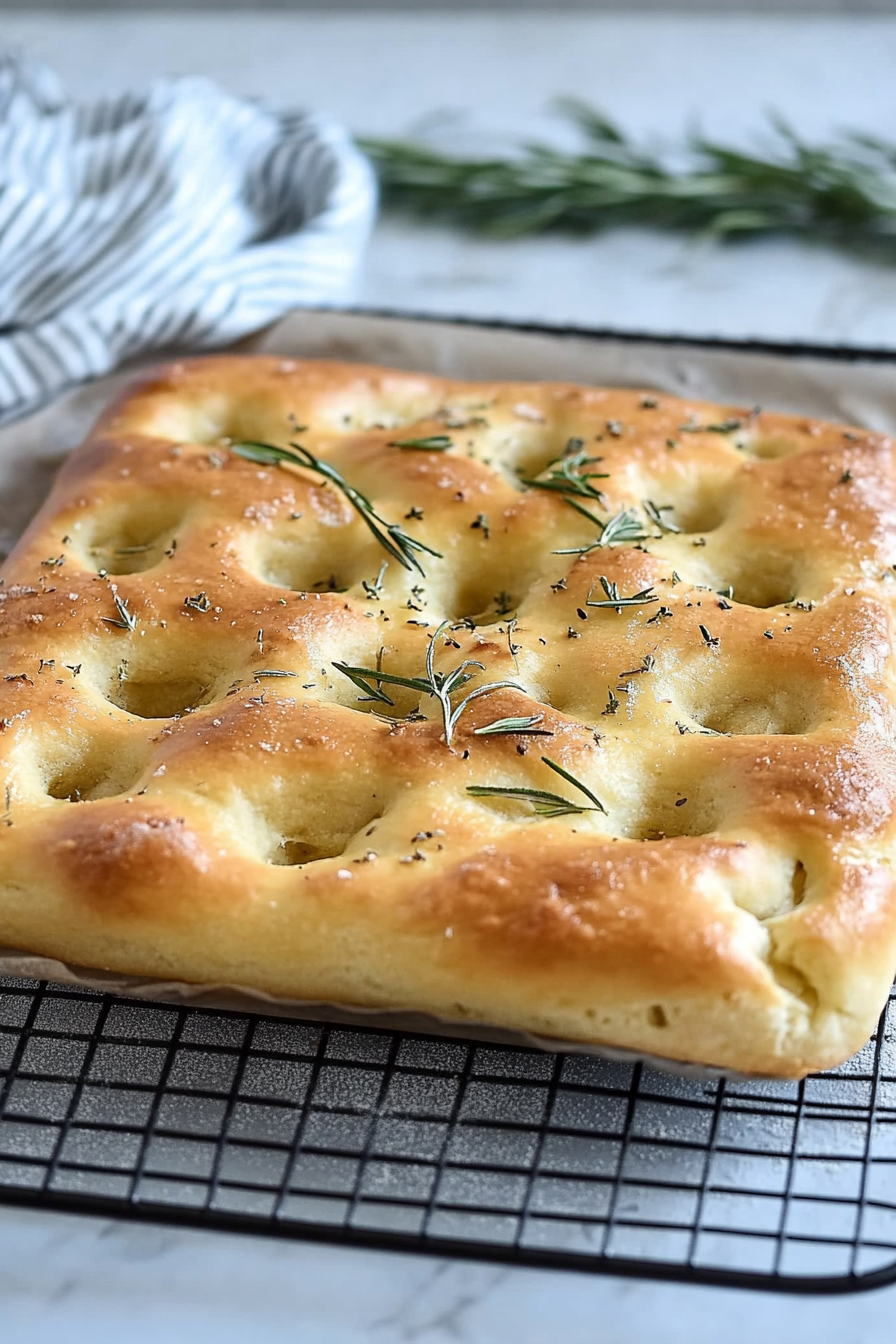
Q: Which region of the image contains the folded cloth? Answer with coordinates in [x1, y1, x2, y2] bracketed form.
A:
[0, 54, 376, 425]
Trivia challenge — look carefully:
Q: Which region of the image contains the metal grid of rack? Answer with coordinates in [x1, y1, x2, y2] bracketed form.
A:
[2, 975, 896, 1292]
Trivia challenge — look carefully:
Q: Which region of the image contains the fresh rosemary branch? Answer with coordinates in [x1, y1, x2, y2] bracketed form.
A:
[428, 622, 523, 746]
[467, 755, 606, 817]
[333, 621, 522, 746]
[360, 101, 896, 257]
[519, 451, 609, 502]
[553, 506, 647, 555]
[231, 440, 441, 577]
[586, 576, 659, 610]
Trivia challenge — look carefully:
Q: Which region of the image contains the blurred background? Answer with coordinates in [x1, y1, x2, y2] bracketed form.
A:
[4, 0, 896, 350]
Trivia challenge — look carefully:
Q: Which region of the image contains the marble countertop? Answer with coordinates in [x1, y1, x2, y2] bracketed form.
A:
[6, 1201, 896, 1344]
[7, 1194, 896, 1344]
[4, 9, 896, 1340]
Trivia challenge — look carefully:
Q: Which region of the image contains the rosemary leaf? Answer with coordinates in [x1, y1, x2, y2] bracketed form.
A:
[446, 678, 526, 742]
[466, 784, 585, 817]
[541, 755, 607, 813]
[467, 756, 605, 817]
[680, 419, 744, 435]
[332, 661, 430, 705]
[230, 440, 301, 466]
[473, 714, 552, 736]
[389, 435, 453, 451]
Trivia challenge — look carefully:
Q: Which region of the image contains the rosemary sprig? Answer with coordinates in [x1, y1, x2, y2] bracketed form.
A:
[361, 560, 389, 600]
[473, 714, 552, 736]
[519, 451, 609, 502]
[361, 102, 896, 260]
[587, 576, 659, 610]
[643, 500, 681, 534]
[333, 620, 522, 745]
[102, 594, 137, 631]
[467, 755, 606, 817]
[231, 440, 442, 577]
[680, 419, 743, 435]
[553, 506, 647, 555]
[389, 435, 453, 451]
[426, 621, 522, 746]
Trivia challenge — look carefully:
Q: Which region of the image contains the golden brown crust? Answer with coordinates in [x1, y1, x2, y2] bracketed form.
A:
[3, 354, 896, 1075]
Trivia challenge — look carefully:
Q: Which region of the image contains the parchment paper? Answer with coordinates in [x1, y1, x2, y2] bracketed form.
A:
[3, 309, 895, 1081]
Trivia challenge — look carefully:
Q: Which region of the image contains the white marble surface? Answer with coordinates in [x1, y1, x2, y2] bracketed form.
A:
[5, 1201, 896, 1344]
[5, 10, 896, 1339]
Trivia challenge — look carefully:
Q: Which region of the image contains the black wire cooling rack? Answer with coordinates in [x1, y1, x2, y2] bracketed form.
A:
[2, 976, 896, 1294]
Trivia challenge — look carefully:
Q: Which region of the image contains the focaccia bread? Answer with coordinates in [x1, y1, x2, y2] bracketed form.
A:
[2, 354, 896, 1078]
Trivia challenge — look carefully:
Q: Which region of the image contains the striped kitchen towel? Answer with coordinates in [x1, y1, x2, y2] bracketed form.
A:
[0, 53, 376, 425]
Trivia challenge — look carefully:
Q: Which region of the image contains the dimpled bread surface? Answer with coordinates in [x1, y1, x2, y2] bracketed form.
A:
[2, 354, 896, 1078]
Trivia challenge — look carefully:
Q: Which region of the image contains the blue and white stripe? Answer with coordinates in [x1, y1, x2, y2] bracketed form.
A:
[0, 54, 376, 424]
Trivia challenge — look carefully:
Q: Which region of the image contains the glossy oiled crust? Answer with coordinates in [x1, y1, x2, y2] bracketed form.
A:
[2, 355, 896, 1077]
